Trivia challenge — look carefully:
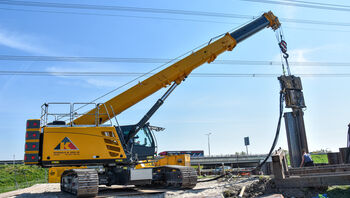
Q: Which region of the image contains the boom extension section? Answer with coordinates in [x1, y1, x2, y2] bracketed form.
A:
[72, 11, 280, 125]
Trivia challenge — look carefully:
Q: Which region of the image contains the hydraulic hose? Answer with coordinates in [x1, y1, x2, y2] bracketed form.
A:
[254, 90, 284, 171]
[199, 90, 284, 180]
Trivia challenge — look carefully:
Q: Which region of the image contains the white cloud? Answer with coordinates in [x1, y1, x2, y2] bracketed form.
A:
[0, 27, 49, 54]
[282, 5, 297, 19]
[54, 77, 123, 94]
[45, 65, 127, 88]
[86, 78, 122, 88]
[288, 48, 309, 62]
[279, 48, 312, 74]
[273, 47, 312, 63]
[274, 44, 342, 74]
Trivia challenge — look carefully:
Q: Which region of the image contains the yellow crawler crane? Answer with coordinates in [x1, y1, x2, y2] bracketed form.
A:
[24, 11, 280, 197]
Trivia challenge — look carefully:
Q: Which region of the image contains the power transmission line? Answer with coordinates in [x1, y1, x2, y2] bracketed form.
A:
[1, 55, 350, 67]
[241, 0, 350, 12]
[3, 8, 350, 32]
[1, 71, 350, 77]
[281, 0, 350, 8]
[0, 1, 253, 19]
[1, 1, 350, 27]
[0, 7, 236, 25]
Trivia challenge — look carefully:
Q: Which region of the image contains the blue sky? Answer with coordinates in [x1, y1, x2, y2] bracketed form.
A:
[1, 0, 350, 160]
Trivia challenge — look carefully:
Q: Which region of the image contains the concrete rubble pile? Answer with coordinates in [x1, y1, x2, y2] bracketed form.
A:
[222, 176, 275, 198]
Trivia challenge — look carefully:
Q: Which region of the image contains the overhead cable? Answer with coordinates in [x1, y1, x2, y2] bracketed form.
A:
[0, 1, 254, 19]
[0, 1, 350, 27]
[2, 7, 350, 32]
[1, 55, 350, 67]
[1, 71, 350, 77]
[0, 7, 237, 25]
[281, 0, 350, 8]
[241, 0, 350, 12]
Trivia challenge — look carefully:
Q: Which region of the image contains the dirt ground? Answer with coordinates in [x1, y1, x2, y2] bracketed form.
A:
[0, 176, 281, 198]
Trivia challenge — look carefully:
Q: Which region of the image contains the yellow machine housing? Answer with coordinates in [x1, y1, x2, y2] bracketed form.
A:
[155, 154, 191, 167]
[42, 126, 126, 166]
[135, 154, 191, 169]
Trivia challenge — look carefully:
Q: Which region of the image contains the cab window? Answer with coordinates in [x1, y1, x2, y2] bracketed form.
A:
[133, 127, 153, 147]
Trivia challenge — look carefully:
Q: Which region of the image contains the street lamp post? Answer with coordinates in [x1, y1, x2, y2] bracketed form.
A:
[205, 133, 212, 156]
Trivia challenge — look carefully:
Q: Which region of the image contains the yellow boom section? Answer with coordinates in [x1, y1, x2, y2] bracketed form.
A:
[73, 34, 237, 125]
[73, 11, 280, 125]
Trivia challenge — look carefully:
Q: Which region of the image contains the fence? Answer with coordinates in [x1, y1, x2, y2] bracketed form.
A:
[0, 164, 48, 193]
[0, 160, 24, 165]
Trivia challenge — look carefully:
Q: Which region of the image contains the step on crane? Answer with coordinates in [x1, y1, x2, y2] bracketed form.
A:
[24, 11, 281, 197]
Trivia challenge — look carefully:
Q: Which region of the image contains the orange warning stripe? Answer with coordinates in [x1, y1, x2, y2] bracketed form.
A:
[26, 128, 40, 132]
[26, 139, 39, 143]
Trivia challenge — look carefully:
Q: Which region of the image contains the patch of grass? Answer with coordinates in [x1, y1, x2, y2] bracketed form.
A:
[0, 164, 48, 193]
[312, 154, 328, 164]
[191, 165, 203, 169]
[286, 154, 290, 166]
[258, 175, 270, 180]
[326, 185, 350, 198]
[286, 154, 328, 166]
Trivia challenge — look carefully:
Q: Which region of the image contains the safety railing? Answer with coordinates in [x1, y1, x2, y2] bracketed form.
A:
[40, 102, 118, 127]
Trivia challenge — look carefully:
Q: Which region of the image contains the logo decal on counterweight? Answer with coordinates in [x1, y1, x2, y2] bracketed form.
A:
[54, 137, 78, 150]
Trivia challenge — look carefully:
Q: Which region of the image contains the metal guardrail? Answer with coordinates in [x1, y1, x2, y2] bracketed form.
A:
[190, 154, 268, 165]
[200, 154, 267, 158]
[0, 160, 24, 165]
[0, 155, 268, 165]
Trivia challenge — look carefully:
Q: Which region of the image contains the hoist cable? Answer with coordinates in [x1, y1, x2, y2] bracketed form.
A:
[254, 25, 289, 171]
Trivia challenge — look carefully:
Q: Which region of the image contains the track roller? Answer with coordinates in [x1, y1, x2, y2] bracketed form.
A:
[153, 165, 197, 189]
[61, 169, 98, 197]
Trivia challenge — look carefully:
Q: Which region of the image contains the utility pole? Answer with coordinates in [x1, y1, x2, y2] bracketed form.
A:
[205, 133, 212, 156]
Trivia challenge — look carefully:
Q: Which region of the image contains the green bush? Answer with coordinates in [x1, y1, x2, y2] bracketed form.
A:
[0, 164, 48, 193]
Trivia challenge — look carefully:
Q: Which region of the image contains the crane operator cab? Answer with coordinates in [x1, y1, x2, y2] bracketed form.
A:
[119, 124, 157, 161]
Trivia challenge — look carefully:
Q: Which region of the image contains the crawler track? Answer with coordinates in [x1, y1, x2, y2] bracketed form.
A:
[153, 165, 197, 188]
[60, 166, 197, 197]
[61, 169, 98, 197]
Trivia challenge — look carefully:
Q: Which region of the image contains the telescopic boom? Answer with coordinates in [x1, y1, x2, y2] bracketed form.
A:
[73, 11, 280, 125]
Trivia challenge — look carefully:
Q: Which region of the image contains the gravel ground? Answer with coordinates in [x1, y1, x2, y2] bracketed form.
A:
[0, 183, 68, 198]
[165, 177, 259, 198]
[0, 176, 267, 198]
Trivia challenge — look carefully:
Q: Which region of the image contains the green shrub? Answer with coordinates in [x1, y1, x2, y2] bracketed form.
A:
[0, 164, 48, 193]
